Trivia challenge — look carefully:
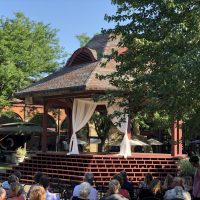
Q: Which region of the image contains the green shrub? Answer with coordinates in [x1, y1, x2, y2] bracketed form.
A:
[178, 158, 195, 176]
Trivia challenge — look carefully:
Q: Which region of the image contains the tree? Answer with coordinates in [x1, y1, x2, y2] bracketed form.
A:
[75, 33, 91, 47]
[90, 110, 112, 152]
[0, 12, 66, 109]
[101, 1, 200, 131]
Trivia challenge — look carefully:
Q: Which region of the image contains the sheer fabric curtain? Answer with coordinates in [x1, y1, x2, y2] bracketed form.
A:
[69, 99, 97, 154]
[107, 105, 131, 158]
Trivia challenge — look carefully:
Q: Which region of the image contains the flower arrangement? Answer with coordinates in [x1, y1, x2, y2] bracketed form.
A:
[16, 146, 27, 157]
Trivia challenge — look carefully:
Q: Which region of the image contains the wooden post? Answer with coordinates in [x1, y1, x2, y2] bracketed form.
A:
[177, 120, 183, 156]
[171, 121, 178, 156]
[65, 107, 72, 144]
[42, 101, 48, 152]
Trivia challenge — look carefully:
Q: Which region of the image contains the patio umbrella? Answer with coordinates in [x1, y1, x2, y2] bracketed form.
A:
[111, 139, 148, 146]
[77, 139, 87, 145]
[90, 138, 101, 144]
[130, 139, 149, 146]
[147, 138, 163, 146]
[191, 140, 200, 144]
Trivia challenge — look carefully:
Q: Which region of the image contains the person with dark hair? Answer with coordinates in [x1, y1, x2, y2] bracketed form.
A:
[103, 179, 128, 200]
[27, 172, 44, 198]
[2, 171, 21, 190]
[189, 155, 200, 200]
[72, 172, 98, 200]
[39, 175, 59, 200]
[113, 174, 130, 199]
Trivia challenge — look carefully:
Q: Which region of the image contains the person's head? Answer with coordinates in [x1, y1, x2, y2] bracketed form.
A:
[113, 173, 124, 186]
[10, 182, 24, 197]
[144, 173, 153, 186]
[13, 171, 22, 180]
[34, 172, 43, 184]
[149, 179, 161, 194]
[39, 175, 49, 190]
[106, 179, 121, 196]
[29, 186, 46, 200]
[0, 188, 6, 200]
[8, 175, 19, 185]
[79, 182, 91, 199]
[84, 172, 94, 185]
[172, 177, 184, 188]
[163, 174, 174, 189]
[120, 170, 127, 181]
[189, 155, 199, 168]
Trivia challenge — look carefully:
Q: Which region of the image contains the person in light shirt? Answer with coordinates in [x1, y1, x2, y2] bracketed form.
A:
[73, 172, 98, 200]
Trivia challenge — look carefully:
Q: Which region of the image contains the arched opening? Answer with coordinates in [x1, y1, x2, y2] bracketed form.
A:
[0, 112, 23, 125]
[66, 48, 96, 66]
[29, 114, 57, 129]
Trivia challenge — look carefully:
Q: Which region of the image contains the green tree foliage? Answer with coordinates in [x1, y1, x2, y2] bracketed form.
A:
[101, 1, 200, 126]
[75, 33, 91, 47]
[90, 110, 112, 152]
[0, 12, 66, 108]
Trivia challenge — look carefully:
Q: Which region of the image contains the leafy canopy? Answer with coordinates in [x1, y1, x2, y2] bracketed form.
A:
[0, 12, 66, 108]
[102, 1, 200, 122]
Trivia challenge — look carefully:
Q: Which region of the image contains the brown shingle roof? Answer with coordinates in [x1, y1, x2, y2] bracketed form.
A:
[16, 34, 118, 98]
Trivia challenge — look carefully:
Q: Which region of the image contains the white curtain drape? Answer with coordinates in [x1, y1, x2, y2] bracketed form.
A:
[107, 105, 131, 158]
[68, 98, 131, 158]
[69, 99, 97, 154]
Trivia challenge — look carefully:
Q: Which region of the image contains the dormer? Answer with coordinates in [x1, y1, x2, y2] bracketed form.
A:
[66, 47, 97, 67]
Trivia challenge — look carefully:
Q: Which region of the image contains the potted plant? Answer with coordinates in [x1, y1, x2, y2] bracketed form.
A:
[15, 146, 27, 163]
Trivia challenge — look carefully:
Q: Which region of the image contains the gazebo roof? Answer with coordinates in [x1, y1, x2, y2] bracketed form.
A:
[16, 34, 120, 99]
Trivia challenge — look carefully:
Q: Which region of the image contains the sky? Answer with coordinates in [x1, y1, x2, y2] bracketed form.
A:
[0, 0, 117, 55]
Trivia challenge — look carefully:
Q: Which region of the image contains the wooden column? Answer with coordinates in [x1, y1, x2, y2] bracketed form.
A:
[177, 120, 182, 156]
[171, 120, 182, 156]
[65, 107, 72, 144]
[171, 121, 178, 156]
[42, 101, 48, 152]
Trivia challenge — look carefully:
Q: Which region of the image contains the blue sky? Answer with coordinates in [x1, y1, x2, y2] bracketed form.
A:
[0, 0, 116, 55]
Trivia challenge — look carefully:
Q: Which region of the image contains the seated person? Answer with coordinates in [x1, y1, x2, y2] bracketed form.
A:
[72, 182, 91, 200]
[29, 186, 46, 200]
[102, 179, 128, 200]
[7, 182, 26, 200]
[164, 177, 191, 200]
[39, 175, 60, 200]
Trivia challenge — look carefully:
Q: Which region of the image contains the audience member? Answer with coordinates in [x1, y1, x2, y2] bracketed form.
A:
[29, 186, 46, 200]
[7, 182, 25, 200]
[183, 176, 193, 196]
[27, 172, 44, 198]
[104, 179, 128, 200]
[113, 174, 130, 199]
[39, 175, 60, 200]
[0, 187, 6, 200]
[2, 171, 21, 190]
[73, 172, 98, 200]
[162, 174, 174, 192]
[189, 155, 200, 200]
[164, 177, 191, 200]
[72, 182, 91, 200]
[139, 173, 153, 189]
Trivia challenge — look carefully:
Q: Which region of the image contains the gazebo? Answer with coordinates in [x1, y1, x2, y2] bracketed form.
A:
[13, 34, 183, 185]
